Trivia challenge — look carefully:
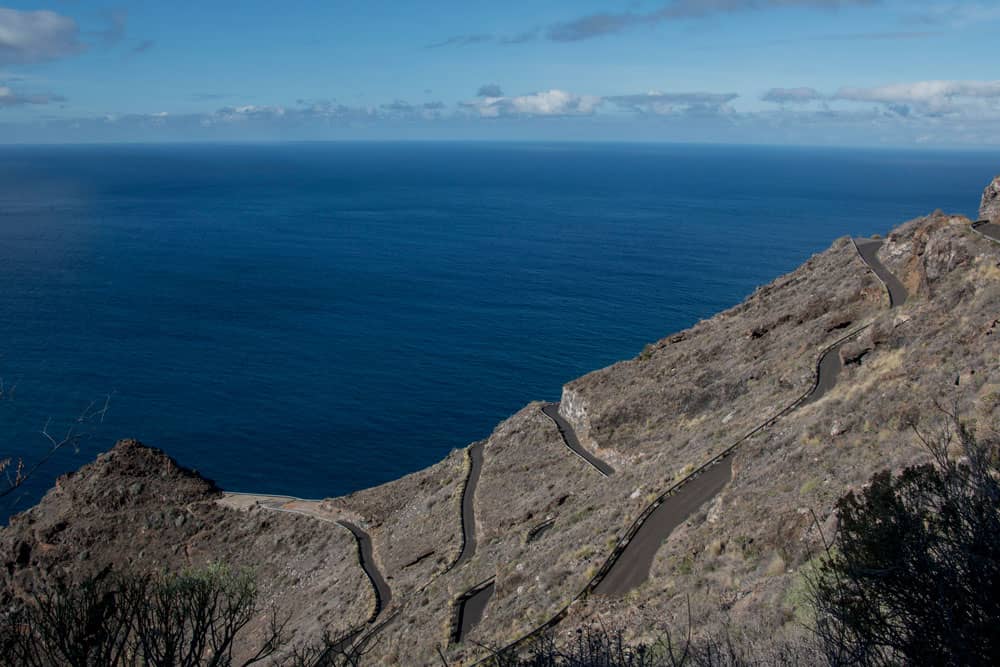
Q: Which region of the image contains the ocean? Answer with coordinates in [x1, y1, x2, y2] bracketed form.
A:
[0, 142, 994, 518]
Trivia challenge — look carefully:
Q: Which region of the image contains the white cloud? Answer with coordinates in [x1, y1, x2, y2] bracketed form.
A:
[511, 89, 602, 115]
[835, 80, 1000, 113]
[216, 105, 287, 121]
[0, 8, 85, 65]
[466, 89, 602, 117]
[836, 80, 1000, 104]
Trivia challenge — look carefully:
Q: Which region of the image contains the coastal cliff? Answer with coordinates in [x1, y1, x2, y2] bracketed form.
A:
[3, 191, 999, 665]
[981, 174, 1000, 222]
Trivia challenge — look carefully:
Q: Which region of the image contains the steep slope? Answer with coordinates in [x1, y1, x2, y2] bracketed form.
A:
[0, 441, 374, 660]
[2, 209, 997, 666]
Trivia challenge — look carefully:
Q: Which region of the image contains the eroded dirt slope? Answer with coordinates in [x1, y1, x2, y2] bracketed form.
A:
[0, 440, 373, 660]
[3, 212, 998, 666]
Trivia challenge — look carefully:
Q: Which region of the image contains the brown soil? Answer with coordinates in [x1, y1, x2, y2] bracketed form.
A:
[3, 211, 998, 666]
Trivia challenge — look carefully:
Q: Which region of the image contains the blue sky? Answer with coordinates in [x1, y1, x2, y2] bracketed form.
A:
[1, 1, 999, 146]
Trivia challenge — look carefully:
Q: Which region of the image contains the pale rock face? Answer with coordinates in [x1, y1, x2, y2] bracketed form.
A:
[559, 386, 594, 444]
[981, 175, 1000, 222]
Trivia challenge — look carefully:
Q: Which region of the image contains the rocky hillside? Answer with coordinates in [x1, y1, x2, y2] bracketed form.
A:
[3, 186, 999, 666]
[982, 174, 1000, 222]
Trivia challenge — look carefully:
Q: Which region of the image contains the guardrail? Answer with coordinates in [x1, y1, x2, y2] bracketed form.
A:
[474, 319, 872, 664]
[473, 240, 901, 663]
[227, 240, 898, 665]
[971, 219, 999, 244]
[541, 403, 614, 477]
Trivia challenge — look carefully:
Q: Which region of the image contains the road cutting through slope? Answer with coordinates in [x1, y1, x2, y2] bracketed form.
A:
[218, 494, 392, 623]
[338, 519, 393, 617]
[474, 238, 910, 662]
[448, 439, 485, 572]
[972, 219, 1000, 244]
[854, 238, 909, 307]
[541, 403, 614, 477]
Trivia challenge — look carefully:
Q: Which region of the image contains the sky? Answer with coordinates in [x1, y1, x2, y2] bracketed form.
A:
[1, 1, 999, 146]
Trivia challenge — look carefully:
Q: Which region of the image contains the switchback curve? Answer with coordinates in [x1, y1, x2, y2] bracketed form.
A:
[800, 238, 905, 407]
[854, 238, 909, 307]
[541, 403, 614, 477]
[475, 239, 908, 662]
[219, 494, 392, 625]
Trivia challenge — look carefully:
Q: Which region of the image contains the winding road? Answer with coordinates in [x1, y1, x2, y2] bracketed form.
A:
[593, 457, 733, 596]
[800, 339, 848, 407]
[973, 219, 1000, 244]
[449, 440, 485, 571]
[338, 519, 393, 618]
[218, 494, 392, 625]
[224, 234, 916, 662]
[470, 236, 910, 662]
[542, 403, 615, 477]
[800, 239, 906, 407]
[595, 237, 908, 595]
[447, 404, 610, 643]
[855, 238, 909, 307]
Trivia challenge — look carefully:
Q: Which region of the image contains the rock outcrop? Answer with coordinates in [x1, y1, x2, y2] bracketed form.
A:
[0, 439, 375, 663]
[981, 175, 1000, 222]
[3, 187, 1000, 666]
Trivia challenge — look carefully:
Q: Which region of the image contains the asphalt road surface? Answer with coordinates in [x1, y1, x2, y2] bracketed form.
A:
[855, 238, 908, 307]
[800, 340, 847, 407]
[451, 439, 485, 570]
[542, 403, 615, 477]
[593, 456, 733, 596]
[974, 221, 1000, 244]
[337, 519, 392, 616]
[454, 581, 496, 644]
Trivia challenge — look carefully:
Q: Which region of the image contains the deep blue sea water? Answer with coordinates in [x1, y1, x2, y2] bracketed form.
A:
[0, 142, 995, 518]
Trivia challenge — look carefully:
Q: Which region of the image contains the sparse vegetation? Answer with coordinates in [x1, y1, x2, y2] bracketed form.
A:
[3, 213, 999, 665]
[484, 407, 1000, 667]
[0, 564, 288, 667]
[809, 409, 1000, 667]
[486, 623, 823, 667]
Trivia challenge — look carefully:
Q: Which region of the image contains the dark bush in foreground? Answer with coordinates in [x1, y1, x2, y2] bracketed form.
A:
[0, 563, 372, 667]
[0, 564, 286, 667]
[487, 626, 820, 667]
[810, 412, 1000, 667]
[492, 411, 1000, 667]
[3, 411, 997, 666]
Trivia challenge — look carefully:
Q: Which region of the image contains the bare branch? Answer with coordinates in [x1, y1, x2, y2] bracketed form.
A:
[2, 392, 114, 501]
